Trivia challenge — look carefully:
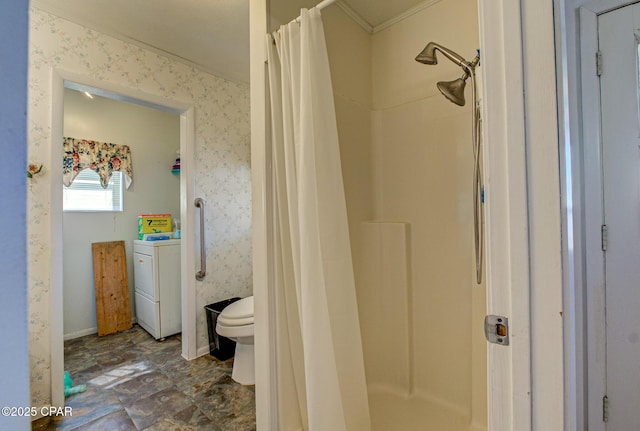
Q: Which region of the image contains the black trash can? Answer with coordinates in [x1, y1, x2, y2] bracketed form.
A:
[205, 297, 241, 360]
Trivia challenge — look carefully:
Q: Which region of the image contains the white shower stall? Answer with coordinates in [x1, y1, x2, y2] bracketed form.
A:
[262, 0, 487, 429]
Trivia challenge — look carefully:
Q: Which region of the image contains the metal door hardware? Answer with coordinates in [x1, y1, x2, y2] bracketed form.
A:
[485, 315, 509, 346]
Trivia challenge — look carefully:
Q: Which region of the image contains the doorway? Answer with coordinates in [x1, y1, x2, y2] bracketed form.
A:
[582, 1, 640, 428]
[61, 86, 180, 341]
[50, 72, 198, 407]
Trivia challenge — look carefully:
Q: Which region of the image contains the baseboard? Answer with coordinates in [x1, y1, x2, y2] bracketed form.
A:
[63, 318, 138, 341]
[63, 327, 97, 340]
[196, 344, 211, 357]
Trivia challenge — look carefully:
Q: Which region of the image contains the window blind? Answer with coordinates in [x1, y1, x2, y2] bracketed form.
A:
[63, 169, 123, 212]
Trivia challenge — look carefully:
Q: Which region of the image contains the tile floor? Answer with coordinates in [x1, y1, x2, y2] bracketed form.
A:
[32, 325, 256, 431]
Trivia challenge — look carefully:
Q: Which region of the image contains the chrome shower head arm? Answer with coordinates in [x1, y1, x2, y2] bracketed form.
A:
[434, 44, 468, 68]
[462, 53, 480, 74]
[469, 53, 480, 69]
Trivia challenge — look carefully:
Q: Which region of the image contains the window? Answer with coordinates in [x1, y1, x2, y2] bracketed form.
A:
[63, 169, 123, 212]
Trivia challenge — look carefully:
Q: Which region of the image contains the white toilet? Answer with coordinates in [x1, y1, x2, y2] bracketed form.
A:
[215, 296, 255, 385]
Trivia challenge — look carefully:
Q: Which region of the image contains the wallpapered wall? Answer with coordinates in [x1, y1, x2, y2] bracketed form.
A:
[28, 8, 253, 408]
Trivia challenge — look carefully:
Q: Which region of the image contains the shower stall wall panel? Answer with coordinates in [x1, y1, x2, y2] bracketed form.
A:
[267, 0, 487, 430]
[371, 95, 474, 406]
[368, 1, 486, 428]
[359, 222, 411, 393]
[321, 5, 374, 257]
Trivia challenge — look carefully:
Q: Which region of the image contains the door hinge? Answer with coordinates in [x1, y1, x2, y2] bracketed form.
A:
[603, 395, 609, 422]
[596, 50, 603, 76]
[601, 224, 608, 251]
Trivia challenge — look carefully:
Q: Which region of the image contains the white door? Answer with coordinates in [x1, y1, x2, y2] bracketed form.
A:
[599, 3, 640, 428]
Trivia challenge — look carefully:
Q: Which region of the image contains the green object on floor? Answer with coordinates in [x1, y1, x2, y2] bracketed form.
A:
[63, 371, 86, 397]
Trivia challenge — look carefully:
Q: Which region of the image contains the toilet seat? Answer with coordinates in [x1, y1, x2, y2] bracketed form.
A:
[218, 296, 254, 327]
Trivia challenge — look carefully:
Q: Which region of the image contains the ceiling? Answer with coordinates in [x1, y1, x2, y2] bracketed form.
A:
[31, 0, 431, 84]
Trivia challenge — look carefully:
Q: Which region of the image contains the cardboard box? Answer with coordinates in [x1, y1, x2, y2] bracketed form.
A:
[138, 214, 172, 239]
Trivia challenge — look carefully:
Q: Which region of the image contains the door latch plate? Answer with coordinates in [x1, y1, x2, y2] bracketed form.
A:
[485, 315, 509, 346]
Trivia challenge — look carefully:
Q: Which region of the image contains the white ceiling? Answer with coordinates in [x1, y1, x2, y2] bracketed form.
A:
[31, 0, 431, 84]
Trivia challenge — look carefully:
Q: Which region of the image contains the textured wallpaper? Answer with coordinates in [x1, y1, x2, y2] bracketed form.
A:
[28, 8, 252, 409]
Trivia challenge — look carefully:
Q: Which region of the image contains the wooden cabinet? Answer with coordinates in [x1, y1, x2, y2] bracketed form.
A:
[133, 239, 181, 339]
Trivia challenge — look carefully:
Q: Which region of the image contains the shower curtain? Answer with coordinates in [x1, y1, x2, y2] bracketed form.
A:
[266, 7, 371, 431]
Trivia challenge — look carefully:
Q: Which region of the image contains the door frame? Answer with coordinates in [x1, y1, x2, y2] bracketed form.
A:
[49, 68, 197, 407]
[477, 1, 531, 429]
[249, 0, 277, 428]
[479, 0, 565, 429]
[578, 1, 640, 428]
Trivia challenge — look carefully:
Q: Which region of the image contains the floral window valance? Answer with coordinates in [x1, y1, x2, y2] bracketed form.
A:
[63, 137, 133, 189]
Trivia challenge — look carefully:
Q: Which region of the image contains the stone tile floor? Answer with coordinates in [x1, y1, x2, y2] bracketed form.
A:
[32, 325, 256, 431]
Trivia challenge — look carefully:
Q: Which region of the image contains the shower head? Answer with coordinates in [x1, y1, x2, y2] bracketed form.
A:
[416, 42, 480, 106]
[415, 42, 468, 68]
[437, 76, 468, 106]
[415, 42, 438, 64]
